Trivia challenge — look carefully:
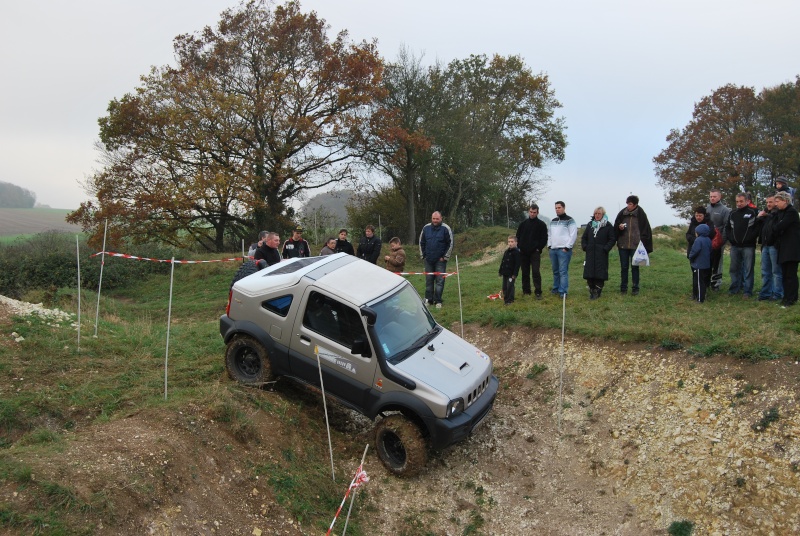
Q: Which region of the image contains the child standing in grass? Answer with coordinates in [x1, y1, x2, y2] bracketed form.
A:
[499, 236, 521, 305]
[384, 237, 406, 273]
[689, 223, 712, 302]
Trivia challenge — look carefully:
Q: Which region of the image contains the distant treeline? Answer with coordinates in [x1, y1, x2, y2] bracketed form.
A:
[0, 181, 36, 208]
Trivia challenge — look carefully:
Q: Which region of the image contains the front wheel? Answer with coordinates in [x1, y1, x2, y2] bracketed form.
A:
[225, 336, 274, 385]
[374, 415, 428, 477]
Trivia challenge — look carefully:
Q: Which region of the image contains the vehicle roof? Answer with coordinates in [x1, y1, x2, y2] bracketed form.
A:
[233, 253, 407, 306]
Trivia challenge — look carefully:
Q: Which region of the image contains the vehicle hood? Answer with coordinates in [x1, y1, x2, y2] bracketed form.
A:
[393, 327, 492, 398]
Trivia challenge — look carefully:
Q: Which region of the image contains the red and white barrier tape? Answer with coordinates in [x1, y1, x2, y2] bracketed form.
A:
[394, 271, 457, 276]
[90, 251, 247, 263]
[326, 465, 369, 536]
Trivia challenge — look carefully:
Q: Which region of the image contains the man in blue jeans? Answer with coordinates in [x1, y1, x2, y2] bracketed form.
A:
[547, 201, 577, 297]
[725, 193, 760, 297]
[419, 211, 453, 308]
[757, 194, 783, 301]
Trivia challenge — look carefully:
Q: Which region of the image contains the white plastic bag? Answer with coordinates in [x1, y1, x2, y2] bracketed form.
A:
[632, 240, 650, 266]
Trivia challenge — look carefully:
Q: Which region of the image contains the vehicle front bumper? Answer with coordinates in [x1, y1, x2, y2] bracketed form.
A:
[425, 374, 499, 451]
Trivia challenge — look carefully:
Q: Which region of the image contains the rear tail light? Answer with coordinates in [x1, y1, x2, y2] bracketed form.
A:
[226, 289, 233, 316]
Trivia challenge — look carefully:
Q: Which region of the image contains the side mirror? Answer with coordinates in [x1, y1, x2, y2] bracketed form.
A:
[351, 336, 372, 358]
[360, 306, 377, 326]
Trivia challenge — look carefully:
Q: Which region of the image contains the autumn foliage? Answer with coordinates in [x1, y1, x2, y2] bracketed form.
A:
[654, 78, 800, 216]
[69, 0, 384, 251]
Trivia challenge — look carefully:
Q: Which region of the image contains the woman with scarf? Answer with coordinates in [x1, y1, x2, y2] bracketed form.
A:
[581, 207, 617, 299]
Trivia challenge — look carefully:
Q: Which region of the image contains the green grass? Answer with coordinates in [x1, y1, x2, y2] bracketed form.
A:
[1, 224, 799, 533]
[408, 225, 800, 359]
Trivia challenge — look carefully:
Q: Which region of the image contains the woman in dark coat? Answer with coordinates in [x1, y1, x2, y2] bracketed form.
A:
[685, 206, 716, 258]
[772, 191, 800, 307]
[581, 207, 617, 299]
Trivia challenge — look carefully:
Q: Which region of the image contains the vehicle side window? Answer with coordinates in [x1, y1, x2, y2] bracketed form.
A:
[261, 295, 293, 317]
[303, 291, 366, 349]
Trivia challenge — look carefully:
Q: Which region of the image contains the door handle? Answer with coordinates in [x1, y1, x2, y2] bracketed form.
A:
[299, 334, 311, 343]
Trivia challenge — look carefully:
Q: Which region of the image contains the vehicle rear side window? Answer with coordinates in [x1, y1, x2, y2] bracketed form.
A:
[262, 295, 293, 317]
[303, 291, 366, 349]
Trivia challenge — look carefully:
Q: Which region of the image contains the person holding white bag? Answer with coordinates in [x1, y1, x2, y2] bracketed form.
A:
[613, 195, 653, 296]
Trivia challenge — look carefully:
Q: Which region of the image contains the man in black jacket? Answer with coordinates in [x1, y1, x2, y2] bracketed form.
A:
[515, 204, 548, 299]
[254, 232, 282, 267]
[725, 193, 760, 297]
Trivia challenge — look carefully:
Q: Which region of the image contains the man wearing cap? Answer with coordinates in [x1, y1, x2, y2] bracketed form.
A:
[282, 226, 310, 259]
[776, 177, 796, 204]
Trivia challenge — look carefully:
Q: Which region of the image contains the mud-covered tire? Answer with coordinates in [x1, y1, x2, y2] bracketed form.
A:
[225, 336, 274, 385]
[374, 415, 428, 477]
[230, 260, 260, 290]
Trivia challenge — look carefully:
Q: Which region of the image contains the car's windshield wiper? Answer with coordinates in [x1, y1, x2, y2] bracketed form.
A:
[387, 326, 441, 364]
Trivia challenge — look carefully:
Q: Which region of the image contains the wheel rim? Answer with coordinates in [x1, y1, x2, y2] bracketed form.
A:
[235, 346, 261, 378]
[381, 430, 407, 467]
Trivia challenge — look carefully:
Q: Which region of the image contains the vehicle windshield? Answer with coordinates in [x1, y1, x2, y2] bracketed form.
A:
[370, 283, 438, 363]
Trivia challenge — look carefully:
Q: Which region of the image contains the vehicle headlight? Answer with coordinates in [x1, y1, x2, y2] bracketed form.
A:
[446, 398, 464, 418]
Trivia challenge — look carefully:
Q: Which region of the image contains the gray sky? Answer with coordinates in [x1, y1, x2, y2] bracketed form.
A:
[1, 0, 797, 225]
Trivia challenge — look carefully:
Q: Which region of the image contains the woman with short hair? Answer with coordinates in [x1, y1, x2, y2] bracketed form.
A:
[581, 207, 616, 299]
[772, 191, 800, 307]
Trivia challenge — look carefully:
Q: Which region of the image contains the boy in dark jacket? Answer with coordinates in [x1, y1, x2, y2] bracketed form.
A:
[499, 236, 522, 305]
[689, 224, 712, 303]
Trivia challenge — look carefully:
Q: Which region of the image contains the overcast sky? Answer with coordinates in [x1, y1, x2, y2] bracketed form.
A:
[1, 1, 797, 225]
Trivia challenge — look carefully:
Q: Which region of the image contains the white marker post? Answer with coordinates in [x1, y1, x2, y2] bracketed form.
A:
[164, 257, 175, 400]
[76, 235, 81, 352]
[94, 219, 108, 337]
[316, 346, 336, 481]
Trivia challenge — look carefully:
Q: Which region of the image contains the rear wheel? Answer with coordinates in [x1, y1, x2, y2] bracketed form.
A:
[225, 336, 273, 385]
[374, 415, 428, 477]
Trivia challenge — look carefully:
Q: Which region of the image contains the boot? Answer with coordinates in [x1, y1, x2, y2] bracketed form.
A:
[589, 287, 597, 300]
[596, 287, 603, 298]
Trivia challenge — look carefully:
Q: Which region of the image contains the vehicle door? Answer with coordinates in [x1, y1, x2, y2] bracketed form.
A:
[289, 288, 377, 410]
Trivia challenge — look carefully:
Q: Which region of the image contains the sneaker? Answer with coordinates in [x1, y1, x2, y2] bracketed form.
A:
[550, 289, 559, 295]
[631, 289, 639, 296]
[620, 288, 627, 295]
[435, 302, 442, 309]
[535, 294, 543, 301]
[757, 296, 770, 301]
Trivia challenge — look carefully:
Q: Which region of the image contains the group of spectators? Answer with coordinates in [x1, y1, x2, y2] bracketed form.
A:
[507, 195, 653, 304]
[247, 182, 800, 311]
[687, 181, 800, 307]
[246, 211, 455, 310]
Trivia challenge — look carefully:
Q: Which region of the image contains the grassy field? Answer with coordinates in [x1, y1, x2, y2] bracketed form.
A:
[1, 225, 799, 532]
[0, 208, 81, 240]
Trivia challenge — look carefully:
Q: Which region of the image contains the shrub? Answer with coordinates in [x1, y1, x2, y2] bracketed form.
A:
[0, 231, 179, 299]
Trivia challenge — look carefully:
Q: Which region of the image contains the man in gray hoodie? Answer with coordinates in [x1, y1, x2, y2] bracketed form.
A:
[706, 188, 731, 291]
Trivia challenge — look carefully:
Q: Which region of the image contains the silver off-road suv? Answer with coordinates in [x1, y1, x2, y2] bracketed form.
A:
[220, 253, 499, 476]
